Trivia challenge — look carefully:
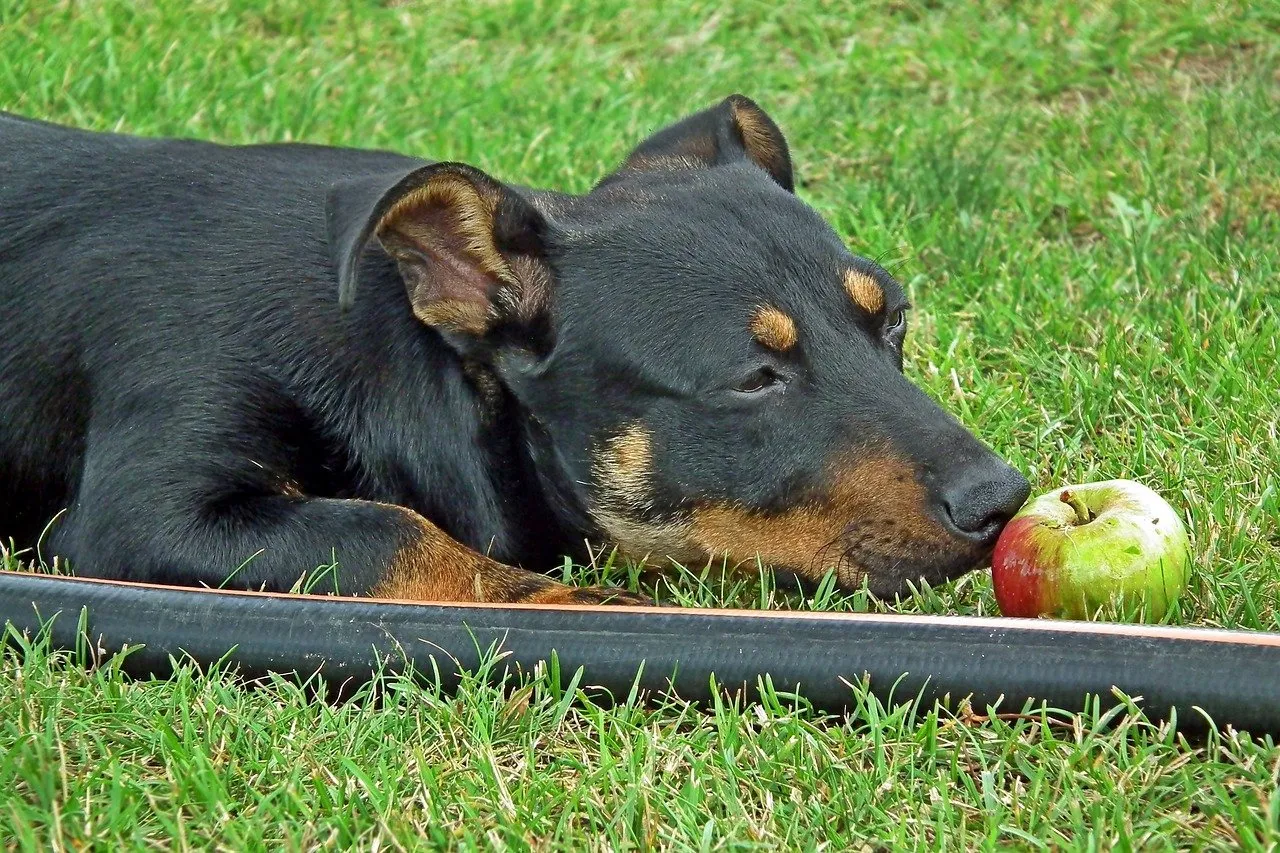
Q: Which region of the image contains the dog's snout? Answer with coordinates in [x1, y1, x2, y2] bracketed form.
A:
[937, 460, 1031, 547]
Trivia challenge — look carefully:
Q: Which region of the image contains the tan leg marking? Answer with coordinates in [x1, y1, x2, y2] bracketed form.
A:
[373, 506, 652, 605]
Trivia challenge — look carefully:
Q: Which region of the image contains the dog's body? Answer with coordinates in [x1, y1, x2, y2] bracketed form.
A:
[0, 97, 1029, 604]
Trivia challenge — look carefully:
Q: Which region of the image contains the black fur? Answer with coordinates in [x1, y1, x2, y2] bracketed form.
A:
[0, 97, 1029, 598]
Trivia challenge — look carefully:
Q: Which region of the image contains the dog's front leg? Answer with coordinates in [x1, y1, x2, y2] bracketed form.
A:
[55, 487, 650, 605]
[367, 500, 654, 606]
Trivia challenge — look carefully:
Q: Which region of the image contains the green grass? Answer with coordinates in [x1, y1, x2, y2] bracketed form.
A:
[2, 0, 1279, 847]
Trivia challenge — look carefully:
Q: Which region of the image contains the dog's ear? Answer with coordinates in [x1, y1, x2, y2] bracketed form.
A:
[603, 94, 793, 192]
[328, 162, 551, 341]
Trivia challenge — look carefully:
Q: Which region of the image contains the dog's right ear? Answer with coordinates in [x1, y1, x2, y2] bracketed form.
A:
[328, 162, 551, 340]
[601, 95, 794, 192]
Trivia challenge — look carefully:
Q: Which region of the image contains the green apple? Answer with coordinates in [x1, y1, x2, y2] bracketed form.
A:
[991, 479, 1191, 620]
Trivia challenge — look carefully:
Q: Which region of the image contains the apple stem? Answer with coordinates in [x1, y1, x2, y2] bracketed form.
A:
[1060, 489, 1093, 524]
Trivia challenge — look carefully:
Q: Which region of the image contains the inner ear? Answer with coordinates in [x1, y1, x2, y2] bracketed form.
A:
[373, 164, 552, 339]
[606, 94, 794, 192]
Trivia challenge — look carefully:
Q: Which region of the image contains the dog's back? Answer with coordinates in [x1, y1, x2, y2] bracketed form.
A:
[0, 115, 424, 550]
[0, 114, 126, 545]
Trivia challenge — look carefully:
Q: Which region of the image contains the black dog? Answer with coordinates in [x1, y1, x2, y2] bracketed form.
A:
[0, 95, 1029, 606]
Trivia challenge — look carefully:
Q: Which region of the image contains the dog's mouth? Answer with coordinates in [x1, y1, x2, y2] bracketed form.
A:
[802, 521, 996, 598]
[853, 547, 993, 599]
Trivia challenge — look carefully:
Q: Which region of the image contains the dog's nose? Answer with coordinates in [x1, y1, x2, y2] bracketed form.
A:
[938, 461, 1031, 547]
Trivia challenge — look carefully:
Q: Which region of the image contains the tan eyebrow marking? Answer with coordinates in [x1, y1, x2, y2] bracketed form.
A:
[843, 270, 885, 315]
[749, 306, 798, 351]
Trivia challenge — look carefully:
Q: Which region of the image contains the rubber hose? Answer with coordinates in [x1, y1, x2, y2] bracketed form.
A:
[3, 570, 1278, 734]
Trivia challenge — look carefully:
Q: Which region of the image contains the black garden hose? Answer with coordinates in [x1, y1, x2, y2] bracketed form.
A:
[3, 570, 1279, 735]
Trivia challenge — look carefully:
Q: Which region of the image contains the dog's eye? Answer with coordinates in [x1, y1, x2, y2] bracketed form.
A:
[884, 308, 907, 334]
[733, 367, 781, 394]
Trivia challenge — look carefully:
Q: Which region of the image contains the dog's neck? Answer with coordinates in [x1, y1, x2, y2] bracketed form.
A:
[323, 267, 581, 569]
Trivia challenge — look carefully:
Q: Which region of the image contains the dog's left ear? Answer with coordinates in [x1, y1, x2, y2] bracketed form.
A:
[605, 94, 793, 192]
[328, 162, 551, 344]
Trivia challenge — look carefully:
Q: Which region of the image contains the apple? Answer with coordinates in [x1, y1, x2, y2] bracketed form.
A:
[991, 479, 1191, 620]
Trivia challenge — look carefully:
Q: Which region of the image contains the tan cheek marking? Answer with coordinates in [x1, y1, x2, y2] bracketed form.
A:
[843, 270, 885, 315]
[589, 425, 702, 566]
[691, 503, 836, 578]
[689, 456, 949, 587]
[591, 423, 656, 529]
[603, 424, 652, 492]
[749, 306, 798, 351]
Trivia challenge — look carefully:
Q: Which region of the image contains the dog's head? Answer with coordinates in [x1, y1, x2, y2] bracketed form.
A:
[332, 95, 1029, 597]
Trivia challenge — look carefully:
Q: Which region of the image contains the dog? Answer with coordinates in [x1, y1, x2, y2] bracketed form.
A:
[0, 95, 1030, 606]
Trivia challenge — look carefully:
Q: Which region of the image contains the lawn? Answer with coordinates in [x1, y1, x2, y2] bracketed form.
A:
[2, 0, 1279, 847]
